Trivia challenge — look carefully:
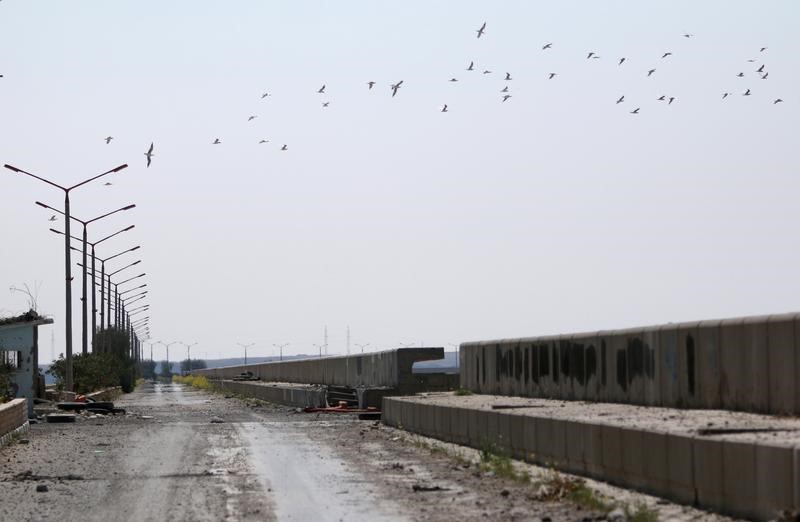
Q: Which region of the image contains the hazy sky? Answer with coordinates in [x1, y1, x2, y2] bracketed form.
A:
[1, 1, 798, 363]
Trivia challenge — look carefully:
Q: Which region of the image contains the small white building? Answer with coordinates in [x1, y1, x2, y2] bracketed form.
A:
[0, 312, 53, 417]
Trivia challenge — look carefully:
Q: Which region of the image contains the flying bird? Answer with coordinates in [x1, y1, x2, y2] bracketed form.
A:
[502, 94, 511, 102]
[144, 142, 154, 168]
[441, 104, 448, 113]
[662, 52, 672, 58]
[322, 102, 329, 107]
[261, 92, 270, 99]
[647, 69, 656, 77]
[586, 52, 596, 59]
[467, 61, 474, 71]
[616, 95, 625, 104]
[500, 86, 509, 93]
[542, 43, 552, 50]
[259, 139, 269, 144]
[683, 33, 693, 38]
[476, 22, 486, 38]
[317, 85, 326, 94]
[618, 57, 626, 66]
[722, 92, 731, 99]
[504, 72, 512, 81]
[760, 47, 768, 52]
[248, 115, 257, 121]
[449, 78, 458, 82]
[761, 72, 769, 79]
[630, 108, 640, 114]
[48, 215, 57, 222]
[743, 89, 751, 96]
[668, 97, 675, 104]
[774, 98, 783, 104]
[104, 136, 113, 144]
[367, 81, 375, 89]
[737, 72, 745, 77]
[213, 138, 221, 144]
[104, 182, 112, 186]
[390, 80, 403, 97]
[756, 64, 765, 73]
[482, 70, 491, 74]
[281, 144, 288, 151]
[657, 95, 666, 101]
[548, 73, 556, 79]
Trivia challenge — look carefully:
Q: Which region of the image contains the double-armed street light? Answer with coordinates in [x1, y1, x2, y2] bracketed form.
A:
[37, 202, 135, 354]
[272, 343, 289, 361]
[313, 343, 326, 359]
[181, 342, 198, 373]
[237, 342, 255, 366]
[5, 162, 129, 390]
[355, 343, 370, 354]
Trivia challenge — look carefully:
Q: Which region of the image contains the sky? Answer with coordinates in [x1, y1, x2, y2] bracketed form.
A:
[1, 1, 798, 363]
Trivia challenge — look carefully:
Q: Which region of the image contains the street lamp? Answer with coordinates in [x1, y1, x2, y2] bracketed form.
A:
[37, 201, 135, 355]
[181, 342, 198, 373]
[273, 343, 289, 361]
[114, 273, 146, 326]
[163, 341, 179, 375]
[313, 343, 326, 359]
[237, 342, 254, 366]
[355, 343, 370, 354]
[5, 162, 128, 391]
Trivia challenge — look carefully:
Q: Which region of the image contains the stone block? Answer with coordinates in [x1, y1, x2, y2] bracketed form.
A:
[522, 415, 538, 463]
[451, 406, 469, 445]
[508, 412, 526, 460]
[641, 429, 668, 494]
[696, 320, 722, 409]
[563, 420, 586, 474]
[722, 439, 756, 518]
[742, 316, 769, 412]
[601, 424, 624, 484]
[693, 436, 724, 511]
[768, 314, 796, 414]
[584, 422, 604, 478]
[666, 433, 695, 505]
[535, 417, 557, 465]
[621, 427, 645, 488]
[497, 409, 511, 452]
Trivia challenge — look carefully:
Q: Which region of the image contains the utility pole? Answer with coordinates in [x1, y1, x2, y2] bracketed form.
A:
[324, 325, 328, 356]
[273, 343, 289, 362]
[237, 342, 254, 366]
[346, 326, 350, 356]
[355, 343, 369, 354]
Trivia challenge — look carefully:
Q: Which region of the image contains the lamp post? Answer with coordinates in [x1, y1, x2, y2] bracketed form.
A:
[181, 342, 198, 374]
[237, 342, 254, 366]
[355, 343, 370, 354]
[114, 273, 146, 327]
[5, 162, 129, 391]
[37, 202, 135, 354]
[313, 343, 326, 359]
[272, 343, 289, 362]
[163, 341, 178, 376]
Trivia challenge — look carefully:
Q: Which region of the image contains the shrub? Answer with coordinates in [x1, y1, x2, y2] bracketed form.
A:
[48, 352, 135, 393]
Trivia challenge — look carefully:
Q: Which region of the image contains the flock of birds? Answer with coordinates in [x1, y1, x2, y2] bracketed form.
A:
[2, 21, 788, 173]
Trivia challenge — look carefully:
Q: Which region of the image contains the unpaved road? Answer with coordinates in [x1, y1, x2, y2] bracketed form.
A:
[0, 382, 730, 521]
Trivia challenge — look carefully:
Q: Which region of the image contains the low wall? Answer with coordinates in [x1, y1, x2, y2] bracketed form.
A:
[194, 348, 444, 393]
[460, 312, 800, 415]
[213, 381, 327, 408]
[0, 398, 28, 445]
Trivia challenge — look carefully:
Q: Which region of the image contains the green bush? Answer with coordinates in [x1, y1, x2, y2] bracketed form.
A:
[139, 359, 157, 380]
[48, 352, 135, 394]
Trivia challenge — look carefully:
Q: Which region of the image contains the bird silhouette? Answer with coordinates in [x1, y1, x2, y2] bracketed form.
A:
[668, 97, 675, 104]
[482, 70, 491, 74]
[281, 144, 288, 151]
[756, 65, 765, 73]
[586, 52, 596, 59]
[760, 47, 768, 52]
[213, 138, 221, 144]
[367, 81, 375, 89]
[105, 136, 113, 144]
[467, 61, 474, 71]
[543, 43, 553, 50]
[48, 215, 57, 222]
[647, 69, 656, 77]
[502, 94, 511, 102]
[500, 86, 509, 93]
[248, 115, 257, 121]
[662, 52, 672, 58]
[390, 80, 403, 97]
[683, 33, 693, 38]
[144, 143, 154, 168]
[449, 78, 458, 82]
[722, 92, 731, 99]
[657, 95, 666, 101]
[476, 22, 486, 38]
[504, 72, 512, 81]
[616, 95, 625, 104]
[261, 92, 270, 99]
[774, 98, 783, 104]
[630, 108, 640, 114]
[317, 85, 326, 94]
[761, 72, 769, 79]
[737, 72, 745, 77]
[322, 102, 329, 107]
[744, 89, 751, 96]
[259, 139, 269, 144]
[548, 73, 557, 79]
[104, 182, 112, 186]
[441, 104, 448, 113]
[618, 57, 626, 66]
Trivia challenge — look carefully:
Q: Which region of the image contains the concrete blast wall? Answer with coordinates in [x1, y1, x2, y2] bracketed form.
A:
[460, 312, 800, 415]
[193, 347, 444, 393]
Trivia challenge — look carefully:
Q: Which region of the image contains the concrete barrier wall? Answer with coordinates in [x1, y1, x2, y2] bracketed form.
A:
[193, 348, 444, 393]
[383, 396, 796, 521]
[460, 312, 799, 414]
[213, 381, 327, 408]
[0, 398, 27, 439]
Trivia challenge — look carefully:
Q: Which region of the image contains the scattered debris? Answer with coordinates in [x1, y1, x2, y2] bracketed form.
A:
[412, 484, 450, 492]
[35, 484, 48, 493]
[491, 404, 544, 410]
[210, 416, 224, 423]
[45, 414, 76, 423]
[140, 415, 154, 420]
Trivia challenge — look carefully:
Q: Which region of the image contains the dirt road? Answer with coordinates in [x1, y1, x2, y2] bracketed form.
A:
[0, 383, 731, 521]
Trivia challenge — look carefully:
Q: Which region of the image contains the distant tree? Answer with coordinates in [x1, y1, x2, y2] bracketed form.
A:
[158, 360, 172, 379]
[180, 359, 207, 372]
[48, 352, 134, 393]
[139, 359, 157, 380]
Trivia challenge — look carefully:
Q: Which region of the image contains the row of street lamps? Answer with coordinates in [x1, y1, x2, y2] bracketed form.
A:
[4, 162, 151, 391]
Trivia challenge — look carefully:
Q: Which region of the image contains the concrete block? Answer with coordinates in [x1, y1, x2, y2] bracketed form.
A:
[693, 436, 724, 511]
[564, 420, 586, 474]
[658, 325, 680, 407]
[497, 409, 511, 451]
[719, 318, 746, 411]
[601, 424, 624, 484]
[754, 443, 794, 521]
[696, 320, 722, 409]
[434, 404, 450, 440]
[621, 428, 645, 489]
[420, 402, 436, 438]
[584, 422, 604, 478]
[624, 330, 647, 406]
[677, 322, 701, 409]
[768, 314, 796, 414]
[451, 406, 469, 445]
[742, 316, 769, 412]
[642, 328, 660, 406]
[508, 412, 526, 460]
[522, 415, 538, 463]
[640, 429, 668, 494]
[484, 410, 502, 450]
[722, 439, 756, 519]
[534, 417, 556, 465]
[666, 432, 695, 505]
[608, 335, 629, 403]
[467, 408, 480, 448]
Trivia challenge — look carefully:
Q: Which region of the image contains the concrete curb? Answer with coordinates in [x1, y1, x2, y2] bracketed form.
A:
[0, 421, 29, 449]
[383, 396, 796, 521]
